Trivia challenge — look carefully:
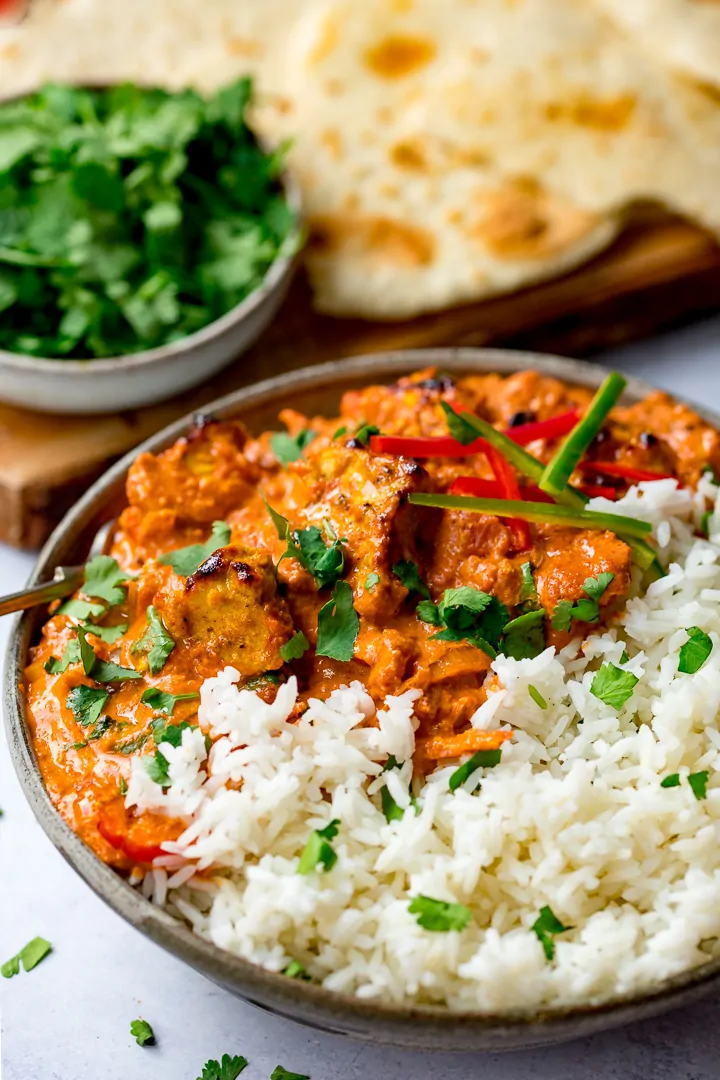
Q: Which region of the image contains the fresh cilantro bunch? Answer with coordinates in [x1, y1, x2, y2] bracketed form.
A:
[0, 79, 299, 359]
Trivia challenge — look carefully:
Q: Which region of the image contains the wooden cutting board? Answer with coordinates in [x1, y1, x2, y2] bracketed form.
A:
[2, 210, 720, 550]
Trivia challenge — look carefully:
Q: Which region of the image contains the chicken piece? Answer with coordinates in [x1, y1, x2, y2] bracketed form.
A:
[154, 544, 294, 676]
[424, 507, 515, 596]
[125, 418, 259, 526]
[287, 443, 429, 621]
[611, 392, 720, 484]
[536, 528, 631, 626]
[339, 368, 468, 438]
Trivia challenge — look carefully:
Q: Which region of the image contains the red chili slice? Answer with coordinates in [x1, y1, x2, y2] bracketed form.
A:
[578, 460, 677, 483]
[504, 409, 581, 445]
[98, 797, 183, 865]
[449, 477, 503, 498]
[580, 484, 619, 500]
[368, 434, 488, 457]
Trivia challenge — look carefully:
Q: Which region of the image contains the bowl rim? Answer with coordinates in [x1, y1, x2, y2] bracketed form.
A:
[0, 82, 302, 374]
[6, 347, 720, 1050]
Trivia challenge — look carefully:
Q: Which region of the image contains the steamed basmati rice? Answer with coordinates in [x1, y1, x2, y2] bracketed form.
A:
[127, 477, 720, 1010]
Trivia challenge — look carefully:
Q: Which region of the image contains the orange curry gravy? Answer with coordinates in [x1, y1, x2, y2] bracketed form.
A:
[24, 368, 720, 871]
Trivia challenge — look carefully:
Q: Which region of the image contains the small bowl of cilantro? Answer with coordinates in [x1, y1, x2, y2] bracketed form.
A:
[0, 78, 301, 414]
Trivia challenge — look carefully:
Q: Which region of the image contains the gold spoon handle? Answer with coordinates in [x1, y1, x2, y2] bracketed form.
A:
[0, 566, 84, 617]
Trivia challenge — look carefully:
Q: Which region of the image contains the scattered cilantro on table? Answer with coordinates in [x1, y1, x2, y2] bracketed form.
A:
[0, 79, 299, 359]
[271, 1069, 310, 1080]
[2, 936, 52, 978]
[197, 1054, 248, 1080]
[130, 1018, 155, 1047]
[159, 521, 231, 577]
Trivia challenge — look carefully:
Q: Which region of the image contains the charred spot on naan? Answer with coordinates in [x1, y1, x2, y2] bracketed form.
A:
[364, 34, 437, 79]
[544, 93, 636, 131]
[308, 213, 435, 267]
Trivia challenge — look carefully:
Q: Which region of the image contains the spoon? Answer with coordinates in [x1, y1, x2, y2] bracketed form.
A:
[0, 520, 115, 617]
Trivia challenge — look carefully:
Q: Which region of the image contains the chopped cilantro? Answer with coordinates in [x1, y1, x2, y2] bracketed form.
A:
[119, 777, 128, 796]
[84, 623, 128, 644]
[678, 626, 713, 674]
[702, 464, 720, 485]
[363, 572, 380, 591]
[589, 663, 639, 710]
[280, 631, 309, 662]
[77, 626, 141, 683]
[528, 684, 548, 709]
[449, 748, 502, 792]
[688, 771, 709, 801]
[408, 895, 472, 932]
[418, 586, 508, 658]
[316, 581, 359, 662]
[159, 521, 231, 577]
[581, 572, 615, 601]
[270, 428, 315, 467]
[270, 1069, 310, 1080]
[264, 502, 346, 588]
[82, 555, 129, 607]
[354, 422, 380, 446]
[500, 608, 546, 660]
[130, 1019, 155, 1047]
[531, 905, 572, 961]
[44, 637, 81, 674]
[148, 717, 197, 784]
[114, 732, 151, 755]
[333, 425, 348, 440]
[551, 572, 615, 630]
[140, 688, 199, 715]
[57, 598, 105, 621]
[2, 936, 52, 978]
[619, 649, 629, 664]
[196, 1053, 248, 1080]
[520, 561, 538, 602]
[297, 819, 340, 874]
[66, 685, 109, 728]
[660, 773, 681, 788]
[439, 400, 478, 446]
[282, 960, 311, 981]
[379, 755, 417, 822]
[392, 559, 431, 601]
[132, 606, 175, 674]
[701, 509, 712, 538]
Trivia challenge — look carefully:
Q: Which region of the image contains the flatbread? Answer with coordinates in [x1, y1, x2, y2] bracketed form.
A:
[2, 0, 719, 320]
[593, 0, 720, 90]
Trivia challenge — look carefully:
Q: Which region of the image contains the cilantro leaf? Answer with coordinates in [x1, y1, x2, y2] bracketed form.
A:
[2, 936, 52, 978]
[197, 1053, 249, 1080]
[297, 819, 340, 874]
[422, 587, 508, 657]
[678, 626, 713, 674]
[280, 631, 309, 662]
[688, 771, 709, 800]
[82, 555, 129, 607]
[448, 748, 502, 792]
[77, 626, 141, 683]
[531, 906, 572, 961]
[353, 422, 380, 446]
[660, 773, 680, 788]
[114, 732, 151, 755]
[581, 572, 615, 601]
[500, 609, 546, 660]
[271, 1069, 310, 1080]
[57, 598, 105, 621]
[520, 561, 537, 602]
[528, 684, 548, 709]
[282, 960, 311, 981]
[270, 428, 315, 467]
[552, 573, 615, 630]
[44, 637, 81, 674]
[66, 685, 109, 728]
[140, 688, 199, 715]
[132, 606, 175, 674]
[84, 623, 128, 644]
[130, 1019, 155, 1047]
[296, 525, 345, 588]
[550, 600, 573, 633]
[439, 400, 477, 445]
[363, 573, 380, 591]
[316, 581, 359, 662]
[159, 521, 231, 577]
[589, 663, 639, 710]
[379, 755, 417, 822]
[333, 425, 348, 440]
[408, 895, 472, 932]
[392, 560, 431, 601]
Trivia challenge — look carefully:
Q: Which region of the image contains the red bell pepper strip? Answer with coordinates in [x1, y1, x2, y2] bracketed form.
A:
[577, 460, 677, 483]
[484, 445, 532, 551]
[368, 434, 488, 457]
[505, 409, 581, 446]
[449, 477, 503, 498]
[580, 484, 619, 500]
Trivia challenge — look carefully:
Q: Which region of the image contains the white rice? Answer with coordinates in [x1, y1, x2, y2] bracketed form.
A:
[127, 477, 720, 1011]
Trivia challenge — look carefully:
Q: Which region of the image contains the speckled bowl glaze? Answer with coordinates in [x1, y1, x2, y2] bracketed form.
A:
[5, 349, 720, 1050]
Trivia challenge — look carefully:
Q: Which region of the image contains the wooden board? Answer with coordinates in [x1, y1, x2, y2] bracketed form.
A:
[2, 211, 720, 550]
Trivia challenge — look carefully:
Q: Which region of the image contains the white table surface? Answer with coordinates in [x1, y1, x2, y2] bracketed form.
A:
[3, 316, 720, 1080]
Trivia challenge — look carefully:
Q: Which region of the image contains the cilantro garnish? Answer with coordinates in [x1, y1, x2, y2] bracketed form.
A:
[196, 1053, 248, 1080]
[270, 428, 315, 468]
[520, 561, 537, 602]
[282, 960, 311, 981]
[159, 521, 231, 577]
[678, 627, 713, 674]
[140, 688, 198, 715]
[551, 572, 615, 631]
[0, 80, 297, 360]
[77, 626, 141, 683]
[66, 685, 108, 728]
[57, 598, 105, 621]
[439, 400, 477, 445]
[84, 623, 128, 644]
[701, 509, 712, 538]
[297, 819, 340, 874]
[408, 895, 472, 932]
[119, 777, 128, 796]
[702, 464, 720, 485]
[589, 662, 639, 710]
[619, 649, 629, 664]
[418, 587, 508, 658]
[130, 1019, 155, 1047]
[531, 906, 572, 961]
[82, 555, 130, 607]
[379, 754, 417, 822]
[392, 559, 431, 601]
[132, 606, 175, 674]
[264, 502, 346, 588]
[449, 748, 502, 792]
[353, 422, 380, 447]
[363, 573, 380, 591]
[316, 581, 359, 662]
[660, 773, 680, 788]
[271, 1069, 310, 1080]
[333, 425, 348, 440]
[147, 717, 196, 786]
[688, 771, 709, 800]
[280, 631, 309, 663]
[114, 731, 151, 755]
[2, 936, 52, 978]
[500, 609, 546, 660]
[528, 684, 548, 710]
[44, 637, 81, 674]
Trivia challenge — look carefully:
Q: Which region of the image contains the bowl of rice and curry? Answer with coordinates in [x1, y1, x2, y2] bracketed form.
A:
[6, 349, 720, 1049]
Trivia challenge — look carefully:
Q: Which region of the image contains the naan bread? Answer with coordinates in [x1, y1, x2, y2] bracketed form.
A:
[594, 0, 720, 90]
[2, 0, 719, 320]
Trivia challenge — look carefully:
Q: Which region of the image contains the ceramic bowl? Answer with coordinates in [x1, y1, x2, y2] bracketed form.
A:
[5, 348, 720, 1050]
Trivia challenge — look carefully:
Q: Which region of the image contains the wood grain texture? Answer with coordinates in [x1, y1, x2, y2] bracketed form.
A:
[1, 214, 719, 550]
